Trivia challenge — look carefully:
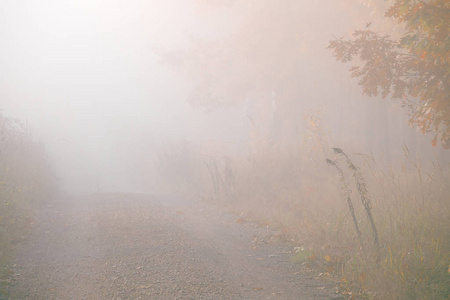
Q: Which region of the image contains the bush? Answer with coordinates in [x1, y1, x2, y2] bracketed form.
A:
[153, 112, 449, 298]
[0, 113, 55, 296]
[184, 136, 449, 298]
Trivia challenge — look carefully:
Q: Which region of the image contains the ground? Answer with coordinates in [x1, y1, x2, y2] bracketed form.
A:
[5, 193, 342, 299]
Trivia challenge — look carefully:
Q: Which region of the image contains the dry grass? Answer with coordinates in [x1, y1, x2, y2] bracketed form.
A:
[0, 114, 55, 296]
[239, 147, 449, 299]
[355, 151, 450, 299]
[152, 109, 449, 299]
[159, 134, 449, 299]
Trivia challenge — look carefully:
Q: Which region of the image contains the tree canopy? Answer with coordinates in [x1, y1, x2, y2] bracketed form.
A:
[164, 1, 363, 146]
[329, 0, 450, 148]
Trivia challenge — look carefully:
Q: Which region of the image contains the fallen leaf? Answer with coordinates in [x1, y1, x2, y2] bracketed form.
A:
[140, 285, 151, 289]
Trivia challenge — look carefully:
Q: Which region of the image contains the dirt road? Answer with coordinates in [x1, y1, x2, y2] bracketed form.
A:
[6, 193, 339, 299]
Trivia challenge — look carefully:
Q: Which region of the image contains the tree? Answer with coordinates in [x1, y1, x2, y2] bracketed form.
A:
[328, 0, 450, 148]
[164, 1, 357, 147]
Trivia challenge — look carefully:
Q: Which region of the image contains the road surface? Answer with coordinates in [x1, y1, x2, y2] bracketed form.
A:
[6, 193, 339, 299]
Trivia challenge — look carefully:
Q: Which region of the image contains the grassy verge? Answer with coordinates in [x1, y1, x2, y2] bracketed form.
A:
[155, 135, 449, 299]
[241, 149, 448, 299]
[0, 114, 55, 297]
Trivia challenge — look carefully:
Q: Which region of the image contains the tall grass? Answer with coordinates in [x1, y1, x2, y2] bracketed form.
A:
[155, 126, 449, 298]
[356, 151, 450, 299]
[0, 113, 55, 296]
[226, 144, 448, 299]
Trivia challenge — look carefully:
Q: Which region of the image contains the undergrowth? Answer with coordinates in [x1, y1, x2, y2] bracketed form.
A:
[155, 123, 450, 299]
[0, 113, 55, 297]
[227, 146, 449, 299]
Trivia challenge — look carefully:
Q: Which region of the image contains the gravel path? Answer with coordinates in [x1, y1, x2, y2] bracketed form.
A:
[6, 193, 340, 299]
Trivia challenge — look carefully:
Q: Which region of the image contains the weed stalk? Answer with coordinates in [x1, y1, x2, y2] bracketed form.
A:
[332, 148, 380, 253]
[326, 158, 365, 251]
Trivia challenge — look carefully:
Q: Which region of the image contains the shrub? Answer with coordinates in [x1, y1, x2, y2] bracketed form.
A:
[0, 113, 55, 296]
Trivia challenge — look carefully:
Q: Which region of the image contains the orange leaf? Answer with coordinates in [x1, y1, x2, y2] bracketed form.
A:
[432, 136, 437, 147]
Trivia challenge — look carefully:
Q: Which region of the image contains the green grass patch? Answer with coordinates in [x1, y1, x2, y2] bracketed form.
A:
[291, 248, 314, 264]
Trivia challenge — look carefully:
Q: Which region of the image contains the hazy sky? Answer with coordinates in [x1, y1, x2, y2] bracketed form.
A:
[0, 0, 243, 192]
[1, 1, 448, 192]
[1, 0, 200, 137]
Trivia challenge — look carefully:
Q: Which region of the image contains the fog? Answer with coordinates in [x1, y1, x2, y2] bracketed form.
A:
[1, 0, 448, 194]
[3, 2, 449, 297]
[0, 0, 245, 192]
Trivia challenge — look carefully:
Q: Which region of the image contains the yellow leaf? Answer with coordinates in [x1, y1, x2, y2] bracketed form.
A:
[325, 255, 332, 262]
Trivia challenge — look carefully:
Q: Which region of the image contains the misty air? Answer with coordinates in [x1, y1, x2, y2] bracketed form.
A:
[0, 1, 449, 299]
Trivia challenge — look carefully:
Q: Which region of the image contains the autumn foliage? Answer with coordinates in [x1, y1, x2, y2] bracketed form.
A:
[328, 0, 449, 148]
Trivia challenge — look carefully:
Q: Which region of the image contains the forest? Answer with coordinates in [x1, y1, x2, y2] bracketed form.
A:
[1, 0, 449, 299]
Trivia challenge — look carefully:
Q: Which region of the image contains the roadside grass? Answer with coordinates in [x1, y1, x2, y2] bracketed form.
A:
[321, 149, 449, 299]
[0, 199, 34, 298]
[0, 114, 55, 297]
[235, 149, 448, 299]
[156, 134, 449, 299]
